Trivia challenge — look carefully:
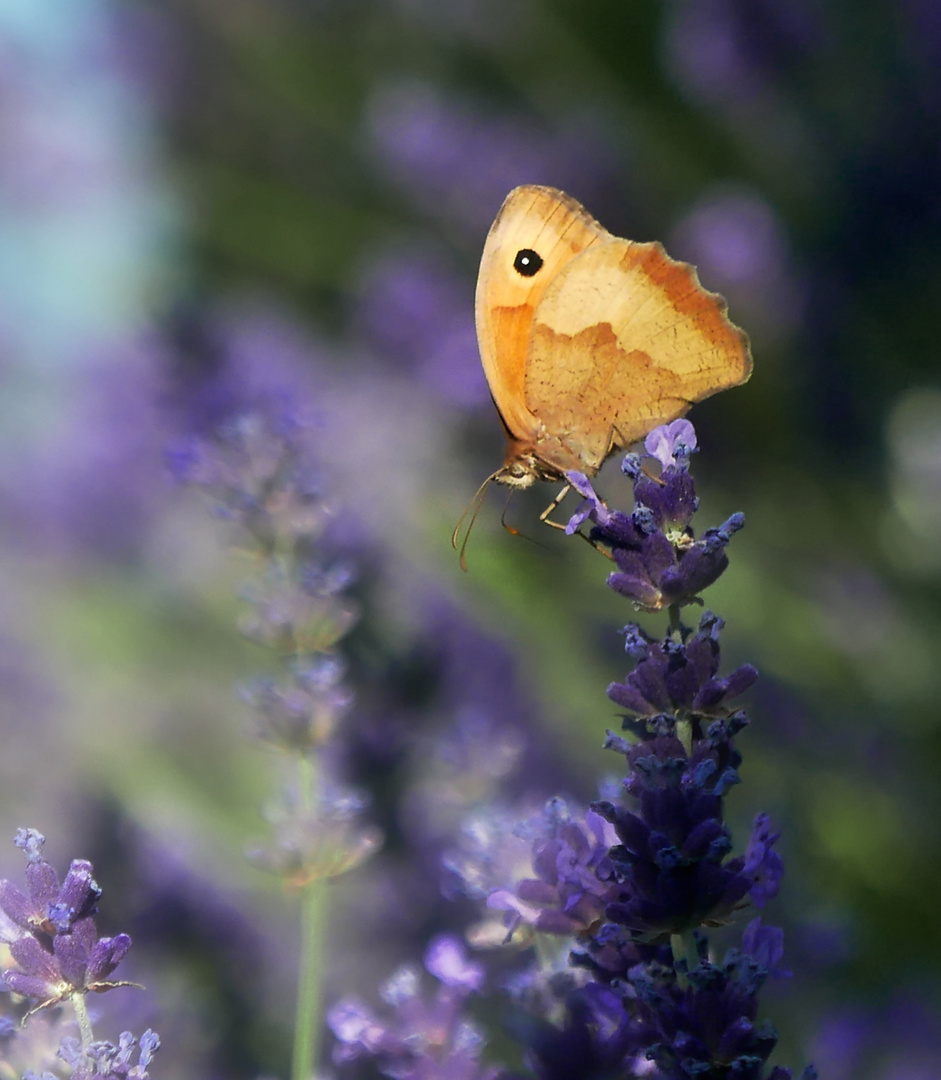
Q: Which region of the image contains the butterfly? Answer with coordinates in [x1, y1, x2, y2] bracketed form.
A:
[455, 185, 752, 563]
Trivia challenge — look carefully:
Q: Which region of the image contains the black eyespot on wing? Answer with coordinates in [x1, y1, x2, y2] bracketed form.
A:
[513, 249, 543, 277]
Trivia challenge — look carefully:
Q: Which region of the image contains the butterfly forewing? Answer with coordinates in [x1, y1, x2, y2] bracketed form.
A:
[475, 186, 612, 443]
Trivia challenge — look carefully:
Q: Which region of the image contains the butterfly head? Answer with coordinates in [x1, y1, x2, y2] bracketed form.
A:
[493, 459, 537, 489]
[493, 446, 566, 489]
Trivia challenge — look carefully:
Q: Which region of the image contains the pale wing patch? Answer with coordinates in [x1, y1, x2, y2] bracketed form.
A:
[525, 239, 751, 467]
[474, 186, 611, 441]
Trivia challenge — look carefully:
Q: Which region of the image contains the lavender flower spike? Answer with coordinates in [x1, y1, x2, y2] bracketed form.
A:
[0, 831, 137, 1018]
[565, 424, 742, 612]
[520, 423, 813, 1079]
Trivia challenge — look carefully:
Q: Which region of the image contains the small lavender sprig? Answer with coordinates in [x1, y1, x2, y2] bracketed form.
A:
[170, 407, 380, 1080]
[0, 829, 157, 1080]
[329, 936, 500, 1080]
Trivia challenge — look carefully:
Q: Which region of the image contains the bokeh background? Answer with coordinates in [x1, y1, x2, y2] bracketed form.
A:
[1, 0, 940, 1076]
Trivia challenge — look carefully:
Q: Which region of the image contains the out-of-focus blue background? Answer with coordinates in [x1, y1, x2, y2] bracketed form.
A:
[1, 0, 940, 1076]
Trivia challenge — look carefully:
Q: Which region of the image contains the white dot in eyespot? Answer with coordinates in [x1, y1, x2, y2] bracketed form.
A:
[513, 248, 543, 277]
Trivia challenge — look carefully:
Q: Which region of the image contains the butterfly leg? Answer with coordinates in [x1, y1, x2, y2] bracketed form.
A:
[539, 483, 615, 561]
[538, 483, 572, 530]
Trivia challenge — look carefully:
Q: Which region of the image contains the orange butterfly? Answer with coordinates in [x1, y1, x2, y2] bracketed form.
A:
[455, 185, 752, 562]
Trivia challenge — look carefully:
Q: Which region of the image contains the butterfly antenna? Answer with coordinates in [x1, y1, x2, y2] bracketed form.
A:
[452, 472, 498, 572]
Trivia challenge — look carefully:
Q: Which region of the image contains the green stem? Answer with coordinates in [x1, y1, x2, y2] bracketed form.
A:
[676, 717, 693, 758]
[291, 756, 328, 1080]
[292, 879, 328, 1080]
[670, 931, 698, 988]
[71, 992, 94, 1051]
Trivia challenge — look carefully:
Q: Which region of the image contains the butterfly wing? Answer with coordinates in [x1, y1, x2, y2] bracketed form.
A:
[525, 238, 752, 471]
[475, 186, 612, 442]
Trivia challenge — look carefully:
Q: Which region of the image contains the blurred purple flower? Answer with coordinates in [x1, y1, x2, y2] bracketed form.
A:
[486, 798, 619, 940]
[57, 1028, 160, 1080]
[670, 188, 804, 344]
[354, 247, 487, 407]
[663, 0, 819, 109]
[443, 802, 535, 907]
[248, 781, 383, 887]
[174, 399, 383, 887]
[166, 298, 326, 440]
[3, 336, 176, 562]
[328, 935, 499, 1080]
[364, 80, 619, 235]
[812, 992, 941, 1080]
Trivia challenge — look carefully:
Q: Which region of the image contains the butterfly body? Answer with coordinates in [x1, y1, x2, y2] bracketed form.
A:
[475, 185, 753, 489]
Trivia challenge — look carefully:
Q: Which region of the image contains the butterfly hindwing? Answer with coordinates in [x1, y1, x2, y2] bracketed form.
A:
[524, 238, 753, 467]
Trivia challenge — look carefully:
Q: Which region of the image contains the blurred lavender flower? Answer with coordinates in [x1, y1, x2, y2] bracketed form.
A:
[354, 247, 487, 407]
[171, 384, 382, 1080]
[6, 337, 175, 562]
[662, 0, 818, 110]
[812, 991, 941, 1079]
[328, 935, 499, 1080]
[364, 80, 619, 235]
[486, 798, 618, 941]
[661, 0, 819, 188]
[54, 1029, 160, 1080]
[170, 405, 379, 884]
[249, 783, 381, 889]
[0, 1009, 64, 1078]
[670, 188, 804, 346]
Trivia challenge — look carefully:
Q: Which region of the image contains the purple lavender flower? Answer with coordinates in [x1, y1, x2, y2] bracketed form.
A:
[566, 437, 743, 612]
[514, 424, 805, 1078]
[593, 752, 781, 939]
[328, 935, 499, 1080]
[644, 419, 698, 469]
[0, 829, 101, 939]
[607, 613, 758, 732]
[0, 830, 136, 1016]
[522, 918, 808, 1080]
[616, 919, 803, 1080]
